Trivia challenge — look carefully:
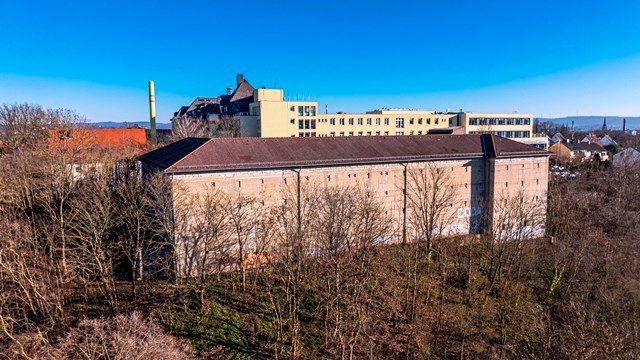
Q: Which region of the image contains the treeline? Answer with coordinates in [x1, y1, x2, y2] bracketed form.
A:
[1, 103, 639, 359]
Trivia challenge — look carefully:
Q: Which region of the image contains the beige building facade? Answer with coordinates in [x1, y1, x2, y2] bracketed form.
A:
[249, 88, 459, 138]
[248, 88, 544, 147]
[175, 75, 546, 147]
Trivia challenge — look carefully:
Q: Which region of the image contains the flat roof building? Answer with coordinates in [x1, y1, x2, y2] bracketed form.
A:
[172, 75, 547, 148]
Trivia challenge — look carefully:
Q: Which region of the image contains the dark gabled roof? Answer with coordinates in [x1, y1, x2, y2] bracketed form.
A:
[567, 142, 607, 152]
[228, 80, 255, 103]
[139, 138, 210, 169]
[139, 134, 548, 174]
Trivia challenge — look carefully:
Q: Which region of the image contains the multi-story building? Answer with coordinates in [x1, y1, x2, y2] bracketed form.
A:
[460, 112, 549, 149]
[249, 88, 460, 137]
[174, 74, 546, 148]
[140, 134, 549, 276]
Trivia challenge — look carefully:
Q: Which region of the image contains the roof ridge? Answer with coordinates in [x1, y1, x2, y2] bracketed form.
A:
[164, 137, 214, 172]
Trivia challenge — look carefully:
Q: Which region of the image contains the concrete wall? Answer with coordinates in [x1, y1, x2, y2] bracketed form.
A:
[169, 155, 548, 241]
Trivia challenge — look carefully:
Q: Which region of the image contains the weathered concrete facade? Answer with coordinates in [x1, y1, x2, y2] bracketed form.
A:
[170, 154, 548, 239]
[140, 135, 549, 243]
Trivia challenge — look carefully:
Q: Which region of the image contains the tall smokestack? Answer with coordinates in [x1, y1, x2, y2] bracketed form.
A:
[148, 80, 157, 145]
[623, 118, 626, 132]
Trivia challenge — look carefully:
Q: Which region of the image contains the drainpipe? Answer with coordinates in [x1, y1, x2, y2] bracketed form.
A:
[289, 168, 302, 239]
[401, 162, 408, 245]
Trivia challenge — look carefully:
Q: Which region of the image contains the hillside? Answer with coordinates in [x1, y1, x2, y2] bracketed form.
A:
[90, 121, 173, 129]
[541, 116, 640, 131]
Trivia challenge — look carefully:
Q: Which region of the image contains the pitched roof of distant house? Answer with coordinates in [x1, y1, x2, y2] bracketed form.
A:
[139, 134, 549, 174]
[173, 97, 219, 118]
[581, 134, 602, 146]
[174, 76, 256, 119]
[599, 134, 618, 147]
[49, 127, 148, 156]
[228, 80, 255, 103]
[613, 147, 640, 165]
[567, 142, 607, 152]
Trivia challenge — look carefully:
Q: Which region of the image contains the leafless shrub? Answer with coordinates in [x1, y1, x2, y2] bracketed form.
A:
[50, 312, 192, 359]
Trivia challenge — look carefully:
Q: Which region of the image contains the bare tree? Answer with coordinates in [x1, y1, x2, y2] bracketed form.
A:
[214, 115, 242, 138]
[67, 174, 118, 307]
[226, 193, 259, 292]
[171, 115, 208, 141]
[191, 190, 233, 304]
[403, 163, 456, 353]
[113, 175, 151, 297]
[313, 186, 390, 359]
[406, 164, 457, 253]
[484, 190, 546, 293]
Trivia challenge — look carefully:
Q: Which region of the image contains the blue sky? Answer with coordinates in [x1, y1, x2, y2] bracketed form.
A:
[1, 0, 640, 122]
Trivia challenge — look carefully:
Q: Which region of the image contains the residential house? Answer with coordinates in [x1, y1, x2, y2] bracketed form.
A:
[613, 147, 640, 167]
[549, 141, 609, 163]
[49, 127, 148, 180]
[550, 132, 566, 144]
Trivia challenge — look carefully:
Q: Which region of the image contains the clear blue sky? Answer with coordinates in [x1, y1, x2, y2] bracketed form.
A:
[1, 0, 640, 122]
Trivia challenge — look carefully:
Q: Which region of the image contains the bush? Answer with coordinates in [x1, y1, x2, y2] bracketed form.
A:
[50, 312, 191, 359]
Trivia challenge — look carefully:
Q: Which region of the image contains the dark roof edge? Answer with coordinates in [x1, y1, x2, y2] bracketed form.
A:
[163, 153, 487, 175]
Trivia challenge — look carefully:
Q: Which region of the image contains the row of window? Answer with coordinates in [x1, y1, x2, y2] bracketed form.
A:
[468, 117, 531, 126]
[323, 117, 446, 127]
[292, 105, 317, 116]
[298, 119, 317, 130]
[295, 130, 435, 137]
[298, 132, 317, 137]
[469, 130, 531, 138]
